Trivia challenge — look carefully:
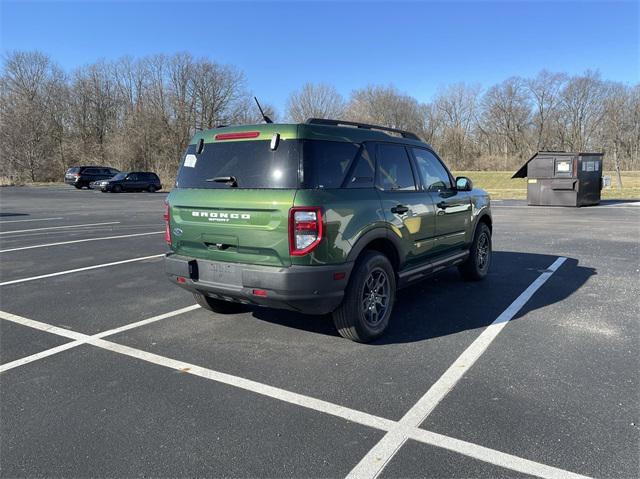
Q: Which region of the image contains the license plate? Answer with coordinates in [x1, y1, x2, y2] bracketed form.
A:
[201, 261, 241, 285]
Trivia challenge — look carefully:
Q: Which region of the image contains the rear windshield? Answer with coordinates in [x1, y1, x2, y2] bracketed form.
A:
[67, 167, 80, 173]
[175, 138, 373, 190]
[176, 140, 301, 189]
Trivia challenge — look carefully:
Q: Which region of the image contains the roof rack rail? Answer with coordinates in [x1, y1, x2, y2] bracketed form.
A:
[305, 118, 421, 141]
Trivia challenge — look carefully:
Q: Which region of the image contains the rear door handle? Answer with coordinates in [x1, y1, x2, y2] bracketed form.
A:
[391, 204, 409, 214]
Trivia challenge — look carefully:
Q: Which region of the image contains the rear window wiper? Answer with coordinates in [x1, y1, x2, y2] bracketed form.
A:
[206, 176, 238, 187]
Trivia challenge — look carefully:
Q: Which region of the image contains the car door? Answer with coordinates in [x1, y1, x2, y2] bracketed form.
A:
[98, 168, 112, 180]
[375, 143, 436, 268]
[123, 173, 139, 191]
[411, 148, 471, 255]
[137, 173, 149, 190]
[83, 167, 99, 183]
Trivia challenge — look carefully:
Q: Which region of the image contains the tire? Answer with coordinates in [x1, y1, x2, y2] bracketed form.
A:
[112, 184, 122, 193]
[147, 185, 156, 193]
[458, 222, 492, 281]
[332, 251, 396, 342]
[193, 292, 245, 314]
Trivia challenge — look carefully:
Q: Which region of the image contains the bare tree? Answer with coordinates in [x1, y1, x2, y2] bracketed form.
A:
[190, 60, 245, 130]
[0, 51, 66, 181]
[480, 77, 532, 169]
[432, 84, 481, 168]
[346, 85, 423, 133]
[526, 70, 566, 150]
[2, 52, 639, 184]
[558, 70, 607, 151]
[600, 82, 634, 188]
[286, 83, 345, 122]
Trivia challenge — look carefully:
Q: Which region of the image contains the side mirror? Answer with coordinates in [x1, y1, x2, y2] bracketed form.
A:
[456, 176, 473, 191]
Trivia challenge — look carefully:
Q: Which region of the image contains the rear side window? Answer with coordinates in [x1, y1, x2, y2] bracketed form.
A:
[176, 140, 301, 189]
[345, 144, 375, 188]
[375, 144, 416, 191]
[301, 140, 360, 188]
[84, 168, 99, 175]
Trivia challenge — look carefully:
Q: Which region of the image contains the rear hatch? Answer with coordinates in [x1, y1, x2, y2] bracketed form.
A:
[168, 135, 301, 267]
[65, 167, 81, 182]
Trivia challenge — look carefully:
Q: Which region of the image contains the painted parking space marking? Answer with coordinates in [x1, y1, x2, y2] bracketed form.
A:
[0, 231, 163, 253]
[0, 305, 200, 372]
[0, 259, 594, 479]
[347, 257, 567, 479]
[0, 221, 120, 235]
[407, 428, 590, 479]
[0, 217, 64, 224]
[0, 254, 164, 286]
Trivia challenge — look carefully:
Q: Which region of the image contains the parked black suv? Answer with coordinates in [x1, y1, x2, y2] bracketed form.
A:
[94, 171, 162, 193]
[65, 166, 120, 189]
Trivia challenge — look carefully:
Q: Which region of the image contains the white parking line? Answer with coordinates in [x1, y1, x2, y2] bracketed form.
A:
[0, 271, 592, 479]
[0, 310, 85, 340]
[0, 254, 164, 286]
[0, 305, 200, 372]
[0, 231, 164, 253]
[0, 221, 120, 235]
[407, 428, 590, 479]
[0, 217, 64, 224]
[347, 256, 567, 479]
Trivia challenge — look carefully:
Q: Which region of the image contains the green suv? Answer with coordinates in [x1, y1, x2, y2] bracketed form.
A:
[165, 119, 492, 342]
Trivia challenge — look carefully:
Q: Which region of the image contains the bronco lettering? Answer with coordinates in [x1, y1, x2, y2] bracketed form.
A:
[191, 211, 251, 220]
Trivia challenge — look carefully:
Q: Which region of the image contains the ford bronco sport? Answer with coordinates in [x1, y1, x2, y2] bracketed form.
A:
[165, 119, 492, 342]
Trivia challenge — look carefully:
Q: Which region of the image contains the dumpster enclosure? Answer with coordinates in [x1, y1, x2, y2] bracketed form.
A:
[512, 151, 604, 206]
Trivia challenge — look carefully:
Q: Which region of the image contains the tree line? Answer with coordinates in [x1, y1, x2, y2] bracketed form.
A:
[1, 51, 638, 184]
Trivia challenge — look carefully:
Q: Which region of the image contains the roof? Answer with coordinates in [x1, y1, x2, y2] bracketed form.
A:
[512, 151, 604, 178]
[190, 120, 430, 149]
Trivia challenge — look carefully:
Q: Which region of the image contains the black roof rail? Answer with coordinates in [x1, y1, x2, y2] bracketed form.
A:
[305, 118, 422, 141]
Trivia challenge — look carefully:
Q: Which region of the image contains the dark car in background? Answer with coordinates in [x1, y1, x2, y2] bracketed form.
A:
[65, 166, 120, 189]
[93, 171, 162, 193]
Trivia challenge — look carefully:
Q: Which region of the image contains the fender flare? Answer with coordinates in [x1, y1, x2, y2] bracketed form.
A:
[346, 227, 406, 268]
[472, 211, 493, 238]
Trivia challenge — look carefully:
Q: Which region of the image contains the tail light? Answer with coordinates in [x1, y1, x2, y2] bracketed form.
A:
[289, 207, 323, 256]
[164, 202, 171, 245]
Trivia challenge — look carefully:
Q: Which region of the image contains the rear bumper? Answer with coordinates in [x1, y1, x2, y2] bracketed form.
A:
[165, 253, 353, 315]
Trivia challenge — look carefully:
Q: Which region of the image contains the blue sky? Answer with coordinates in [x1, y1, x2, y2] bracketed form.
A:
[1, 1, 638, 114]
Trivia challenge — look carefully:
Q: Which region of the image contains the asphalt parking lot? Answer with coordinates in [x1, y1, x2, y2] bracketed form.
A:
[0, 185, 638, 479]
